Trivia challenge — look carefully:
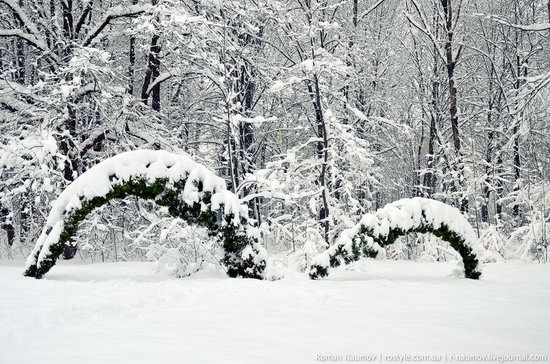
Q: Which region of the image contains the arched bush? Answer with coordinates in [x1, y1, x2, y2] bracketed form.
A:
[24, 150, 266, 279]
[309, 197, 484, 280]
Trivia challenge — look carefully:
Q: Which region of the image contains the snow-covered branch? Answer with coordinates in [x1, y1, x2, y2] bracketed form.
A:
[358, 0, 389, 21]
[146, 72, 172, 96]
[0, 29, 48, 51]
[482, 14, 550, 32]
[0, 0, 49, 51]
[403, 1, 446, 63]
[82, 4, 153, 47]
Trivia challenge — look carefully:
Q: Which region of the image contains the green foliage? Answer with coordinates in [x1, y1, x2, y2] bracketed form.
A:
[25, 177, 265, 279]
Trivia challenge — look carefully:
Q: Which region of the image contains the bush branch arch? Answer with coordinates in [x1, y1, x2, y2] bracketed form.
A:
[24, 150, 266, 279]
[309, 198, 484, 280]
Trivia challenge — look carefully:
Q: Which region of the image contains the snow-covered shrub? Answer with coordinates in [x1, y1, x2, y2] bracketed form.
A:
[309, 197, 485, 279]
[387, 238, 411, 260]
[506, 215, 549, 262]
[144, 222, 220, 277]
[25, 150, 266, 279]
[479, 226, 506, 263]
[417, 234, 458, 263]
[71, 197, 223, 277]
[502, 180, 549, 262]
[0, 130, 64, 256]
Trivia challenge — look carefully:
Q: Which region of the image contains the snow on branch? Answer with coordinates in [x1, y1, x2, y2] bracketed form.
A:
[346, 104, 404, 130]
[482, 14, 550, 32]
[82, 4, 153, 47]
[403, 4, 446, 63]
[0, 0, 49, 51]
[358, 0, 389, 21]
[0, 29, 48, 51]
[146, 72, 173, 96]
[509, 71, 550, 115]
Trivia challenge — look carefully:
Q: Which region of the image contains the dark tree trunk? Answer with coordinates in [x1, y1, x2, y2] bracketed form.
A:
[238, 65, 260, 222]
[141, 34, 161, 111]
[423, 79, 439, 197]
[127, 0, 137, 97]
[61, 0, 74, 41]
[307, 75, 330, 247]
[1, 206, 15, 247]
[481, 130, 493, 224]
[496, 153, 504, 220]
[441, 0, 467, 212]
[512, 49, 525, 219]
[512, 123, 521, 218]
[481, 79, 500, 224]
[141, 0, 161, 111]
[128, 35, 136, 95]
[150, 37, 161, 112]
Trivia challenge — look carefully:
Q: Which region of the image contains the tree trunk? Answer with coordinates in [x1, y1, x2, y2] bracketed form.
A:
[481, 129, 493, 224]
[237, 64, 261, 223]
[141, 34, 161, 111]
[61, 0, 74, 40]
[424, 79, 439, 197]
[150, 38, 161, 112]
[308, 74, 330, 247]
[1, 206, 15, 247]
[495, 153, 504, 220]
[127, 0, 138, 95]
[128, 35, 136, 95]
[441, 0, 467, 212]
[481, 78, 499, 224]
[14, 0, 25, 84]
[512, 5, 525, 219]
[140, 0, 161, 111]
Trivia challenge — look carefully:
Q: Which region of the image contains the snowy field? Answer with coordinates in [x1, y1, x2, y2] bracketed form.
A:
[1, 260, 549, 364]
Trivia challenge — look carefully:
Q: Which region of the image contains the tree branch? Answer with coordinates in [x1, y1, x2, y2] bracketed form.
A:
[0, 29, 47, 51]
[482, 14, 550, 32]
[358, 0, 388, 21]
[0, 0, 49, 51]
[403, 7, 446, 63]
[75, 0, 94, 35]
[82, 4, 152, 47]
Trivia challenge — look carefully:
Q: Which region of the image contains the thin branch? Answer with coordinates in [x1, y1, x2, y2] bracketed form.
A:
[82, 4, 152, 47]
[481, 14, 550, 32]
[358, 0, 388, 21]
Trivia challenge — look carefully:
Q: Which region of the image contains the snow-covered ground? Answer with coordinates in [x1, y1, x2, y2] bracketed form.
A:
[1, 260, 549, 364]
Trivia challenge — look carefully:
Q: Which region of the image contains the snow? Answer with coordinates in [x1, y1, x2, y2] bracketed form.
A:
[26, 150, 245, 274]
[1, 260, 549, 363]
[269, 76, 305, 92]
[346, 104, 368, 121]
[230, 114, 276, 127]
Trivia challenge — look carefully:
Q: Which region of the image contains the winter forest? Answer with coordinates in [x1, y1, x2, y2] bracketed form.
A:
[0, 0, 550, 362]
[1, 0, 549, 268]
